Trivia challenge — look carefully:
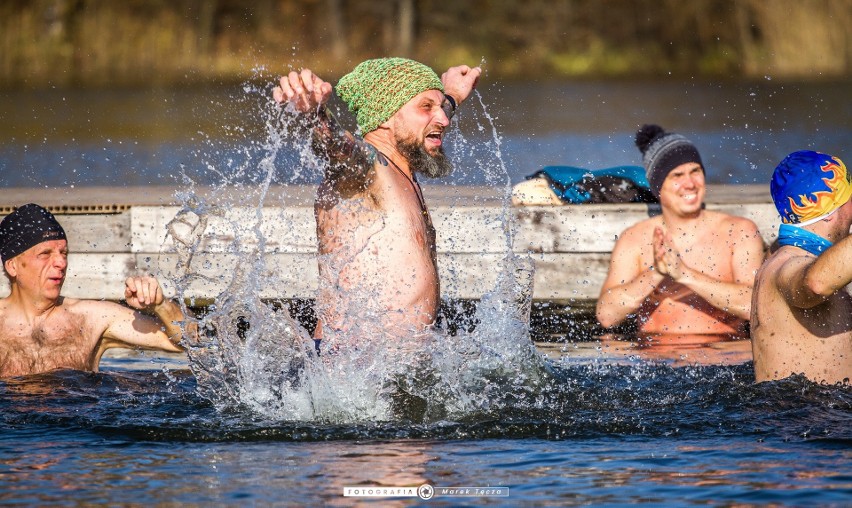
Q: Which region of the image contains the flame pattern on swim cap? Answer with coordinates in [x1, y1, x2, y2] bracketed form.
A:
[770, 150, 852, 225]
[336, 57, 444, 134]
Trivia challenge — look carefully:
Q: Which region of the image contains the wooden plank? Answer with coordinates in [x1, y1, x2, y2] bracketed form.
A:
[63, 213, 131, 253]
[131, 206, 318, 254]
[439, 252, 610, 300]
[0, 184, 784, 302]
[513, 203, 779, 253]
[135, 253, 319, 300]
[129, 202, 781, 256]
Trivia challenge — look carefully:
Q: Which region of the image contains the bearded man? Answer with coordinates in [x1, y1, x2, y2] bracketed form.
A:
[273, 58, 480, 344]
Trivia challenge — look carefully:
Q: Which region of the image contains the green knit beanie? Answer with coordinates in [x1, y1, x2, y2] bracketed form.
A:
[336, 57, 444, 134]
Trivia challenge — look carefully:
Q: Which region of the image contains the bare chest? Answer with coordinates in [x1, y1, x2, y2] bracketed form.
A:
[0, 312, 96, 377]
[643, 233, 734, 279]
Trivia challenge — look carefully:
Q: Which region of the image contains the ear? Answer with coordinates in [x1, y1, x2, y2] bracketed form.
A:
[4, 258, 17, 278]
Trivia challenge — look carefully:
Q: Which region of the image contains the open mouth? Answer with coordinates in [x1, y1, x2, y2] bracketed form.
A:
[425, 130, 443, 146]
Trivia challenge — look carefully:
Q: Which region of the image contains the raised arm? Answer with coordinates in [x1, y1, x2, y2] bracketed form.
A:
[777, 234, 852, 309]
[653, 220, 765, 319]
[273, 69, 376, 186]
[441, 65, 481, 115]
[596, 227, 664, 328]
[99, 276, 195, 353]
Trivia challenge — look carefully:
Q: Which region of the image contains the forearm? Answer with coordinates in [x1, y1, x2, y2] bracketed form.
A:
[804, 235, 852, 297]
[153, 299, 193, 346]
[311, 105, 376, 178]
[676, 267, 752, 319]
[597, 267, 663, 328]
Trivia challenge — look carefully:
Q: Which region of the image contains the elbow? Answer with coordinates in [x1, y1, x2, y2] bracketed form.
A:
[804, 277, 836, 299]
[808, 281, 836, 300]
[595, 306, 620, 329]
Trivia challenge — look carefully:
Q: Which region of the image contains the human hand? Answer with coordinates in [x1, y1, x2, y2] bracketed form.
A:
[653, 227, 684, 280]
[124, 276, 165, 312]
[273, 69, 333, 113]
[441, 65, 482, 106]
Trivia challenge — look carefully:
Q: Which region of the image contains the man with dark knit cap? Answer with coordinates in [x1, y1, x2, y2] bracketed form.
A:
[0, 204, 193, 377]
[273, 59, 480, 346]
[596, 125, 765, 340]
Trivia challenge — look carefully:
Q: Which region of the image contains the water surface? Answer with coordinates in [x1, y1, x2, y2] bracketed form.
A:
[1, 354, 849, 505]
[1, 79, 849, 188]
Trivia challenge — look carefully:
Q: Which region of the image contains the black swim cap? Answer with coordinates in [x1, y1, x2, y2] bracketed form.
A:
[0, 204, 67, 263]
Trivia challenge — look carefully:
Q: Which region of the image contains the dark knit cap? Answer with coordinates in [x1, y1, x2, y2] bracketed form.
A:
[0, 204, 66, 263]
[635, 124, 704, 197]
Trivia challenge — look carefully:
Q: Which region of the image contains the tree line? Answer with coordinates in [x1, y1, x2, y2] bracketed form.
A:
[1, 0, 849, 88]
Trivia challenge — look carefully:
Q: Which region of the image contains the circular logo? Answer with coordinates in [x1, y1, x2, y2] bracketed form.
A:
[417, 483, 434, 500]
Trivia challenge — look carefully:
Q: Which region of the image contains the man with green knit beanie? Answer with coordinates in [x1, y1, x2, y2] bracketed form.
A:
[273, 59, 480, 347]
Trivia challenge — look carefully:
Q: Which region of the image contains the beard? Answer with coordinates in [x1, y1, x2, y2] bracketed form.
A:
[395, 134, 453, 179]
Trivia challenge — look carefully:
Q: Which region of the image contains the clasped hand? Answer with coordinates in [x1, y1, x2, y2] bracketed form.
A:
[653, 227, 684, 281]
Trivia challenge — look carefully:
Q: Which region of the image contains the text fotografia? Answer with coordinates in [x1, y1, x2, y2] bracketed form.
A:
[343, 485, 509, 500]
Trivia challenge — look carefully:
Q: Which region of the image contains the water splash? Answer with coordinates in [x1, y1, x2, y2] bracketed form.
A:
[167, 73, 549, 424]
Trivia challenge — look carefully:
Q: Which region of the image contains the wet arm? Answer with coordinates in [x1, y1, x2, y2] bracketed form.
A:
[99, 301, 186, 353]
[780, 234, 852, 308]
[311, 105, 377, 185]
[596, 238, 664, 328]
[669, 269, 755, 320]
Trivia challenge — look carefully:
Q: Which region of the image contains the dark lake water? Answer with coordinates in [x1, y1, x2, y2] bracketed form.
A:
[1, 78, 851, 505]
[1, 78, 849, 188]
[2, 354, 850, 506]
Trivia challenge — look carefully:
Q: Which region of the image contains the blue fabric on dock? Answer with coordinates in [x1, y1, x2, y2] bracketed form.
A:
[528, 165, 656, 204]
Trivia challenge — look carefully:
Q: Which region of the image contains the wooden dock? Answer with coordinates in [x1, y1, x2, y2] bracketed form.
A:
[0, 184, 779, 302]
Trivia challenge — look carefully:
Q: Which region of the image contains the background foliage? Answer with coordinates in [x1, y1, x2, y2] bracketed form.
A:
[2, 0, 850, 88]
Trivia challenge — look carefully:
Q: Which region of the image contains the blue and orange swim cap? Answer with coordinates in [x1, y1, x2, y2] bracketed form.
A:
[770, 150, 852, 225]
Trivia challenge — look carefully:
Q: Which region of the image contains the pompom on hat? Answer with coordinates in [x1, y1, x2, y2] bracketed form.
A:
[336, 57, 444, 134]
[770, 150, 852, 225]
[635, 124, 704, 198]
[0, 203, 66, 264]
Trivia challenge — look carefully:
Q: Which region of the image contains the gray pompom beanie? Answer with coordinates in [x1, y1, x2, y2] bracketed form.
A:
[635, 124, 704, 197]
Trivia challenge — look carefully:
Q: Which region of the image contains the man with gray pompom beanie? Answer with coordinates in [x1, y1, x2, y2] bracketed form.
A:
[596, 124, 766, 341]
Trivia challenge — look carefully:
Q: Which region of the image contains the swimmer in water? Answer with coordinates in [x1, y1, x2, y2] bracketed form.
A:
[751, 150, 852, 384]
[0, 204, 195, 377]
[273, 59, 480, 344]
[596, 124, 766, 339]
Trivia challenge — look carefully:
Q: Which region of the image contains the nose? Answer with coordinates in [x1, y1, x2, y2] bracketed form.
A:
[435, 107, 450, 127]
[53, 253, 67, 270]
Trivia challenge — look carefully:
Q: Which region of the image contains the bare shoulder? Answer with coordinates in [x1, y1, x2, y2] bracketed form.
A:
[706, 209, 760, 232]
[62, 298, 130, 323]
[610, 217, 658, 265]
[617, 216, 660, 245]
[703, 210, 762, 244]
[769, 247, 811, 277]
